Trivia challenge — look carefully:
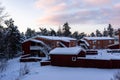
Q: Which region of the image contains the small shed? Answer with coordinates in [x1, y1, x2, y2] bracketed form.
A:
[49, 47, 86, 66]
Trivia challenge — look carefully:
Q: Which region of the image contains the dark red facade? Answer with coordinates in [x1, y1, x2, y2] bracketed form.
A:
[84, 38, 114, 49]
[50, 56, 120, 68]
[22, 36, 77, 55]
[22, 41, 31, 55]
[50, 51, 86, 67]
[108, 44, 119, 49]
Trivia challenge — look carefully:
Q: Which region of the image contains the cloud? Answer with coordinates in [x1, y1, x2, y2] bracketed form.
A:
[35, 0, 120, 27]
[84, 0, 112, 6]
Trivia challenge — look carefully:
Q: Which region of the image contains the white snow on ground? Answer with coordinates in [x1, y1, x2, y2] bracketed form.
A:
[85, 50, 120, 60]
[0, 50, 120, 80]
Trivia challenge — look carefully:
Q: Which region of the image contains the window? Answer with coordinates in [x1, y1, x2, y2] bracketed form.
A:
[109, 40, 112, 44]
[93, 40, 96, 44]
[98, 41, 100, 44]
[72, 57, 76, 61]
[93, 45, 96, 49]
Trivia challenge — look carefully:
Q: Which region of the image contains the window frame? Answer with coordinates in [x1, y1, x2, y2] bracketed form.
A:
[72, 57, 76, 61]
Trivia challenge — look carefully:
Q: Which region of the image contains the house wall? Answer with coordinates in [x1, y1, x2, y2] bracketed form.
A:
[50, 55, 83, 67]
[60, 41, 69, 47]
[108, 44, 119, 49]
[77, 51, 86, 57]
[36, 37, 77, 48]
[35, 38, 58, 49]
[84, 39, 114, 49]
[22, 41, 31, 55]
[50, 56, 120, 68]
[50, 51, 86, 67]
[69, 40, 77, 47]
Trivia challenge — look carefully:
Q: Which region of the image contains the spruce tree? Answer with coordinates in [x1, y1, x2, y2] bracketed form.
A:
[107, 24, 114, 37]
[4, 19, 22, 59]
[62, 22, 71, 37]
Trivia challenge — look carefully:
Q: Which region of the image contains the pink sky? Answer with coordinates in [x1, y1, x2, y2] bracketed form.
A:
[1, 0, 120, 34]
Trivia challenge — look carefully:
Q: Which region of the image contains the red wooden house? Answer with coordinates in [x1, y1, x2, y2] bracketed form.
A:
[108, 29, 120, 49]
[22, 39, 50, 57]
[49, 47, 86, 66]
[34, 36, 77, 48]
[22, 36, 77, 57]
[83, 37, 114, 49]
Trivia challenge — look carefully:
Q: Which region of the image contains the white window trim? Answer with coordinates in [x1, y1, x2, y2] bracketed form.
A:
[72, 57, 76, 61]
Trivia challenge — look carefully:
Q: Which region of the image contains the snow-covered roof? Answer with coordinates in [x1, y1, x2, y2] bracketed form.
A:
[78, 50, 120, 60]
[108, 43, 119, 47]
[23, 39, 44, 44]
[84, 37, 114, 40]
[49, 47, 85, 55]
[33, 35, 76, 42]
[80, 39, 90, 46]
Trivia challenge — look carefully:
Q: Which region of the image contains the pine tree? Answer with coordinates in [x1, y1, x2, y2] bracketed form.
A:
[4, 19, 22, 59]
[0, 25, 4, 53]
[103, 28, 108, 37]
[90, 32, 95, 37]
[50, 28, 56, 36]
[79, 32, 86, 39]
[57, 26, 62, 36]
[0, 3, 7, 23]
[62, 22, 71, 37]
[96, 29, 102, 37]
[39, 28, 49, 36]
[25, 28, 36, 39]
[72, 31, 79, 39]
[107, 24, 114, 37]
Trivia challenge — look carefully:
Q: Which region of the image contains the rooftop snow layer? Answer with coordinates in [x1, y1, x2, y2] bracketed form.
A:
[49, 47, 84, 55]
[80, 39, 90, 46]
[84, 37, 114, 40]
[23, 39, 51, 49]
[34, 35, 76, 42]
[23, 39, 44, 44]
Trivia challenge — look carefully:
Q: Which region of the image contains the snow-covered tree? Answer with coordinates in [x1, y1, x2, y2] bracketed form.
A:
[107, 24, 114, 37]
[96, 29, 102, 37]
[62, 22, 71, 37]
[57, 26, 62, 36]
[20, 32, 26, 41]
[103, 28, 108, 37]
[25, 28, 36, 39]
[39, 27, 49, 36]
[50, 28, 56, 36]
[4, 18, 22, 59]
[79, 32, 86, 39]
[0, 3, 7, 24]
[111, 71, 120, 80]
[72, 31, 79, 39]
[90, 32, 95, 37]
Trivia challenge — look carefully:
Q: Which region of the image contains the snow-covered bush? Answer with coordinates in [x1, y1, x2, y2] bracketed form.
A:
[20, 63, 30, 77]
[16, 63, 30, 80]
[111, 71, 120, 80]
[0, 59, 7, 72]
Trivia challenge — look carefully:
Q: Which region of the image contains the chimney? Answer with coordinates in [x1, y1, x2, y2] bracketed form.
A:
[119, 29, 120, 49]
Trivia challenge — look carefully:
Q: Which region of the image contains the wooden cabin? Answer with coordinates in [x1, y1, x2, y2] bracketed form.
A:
[49, 47, 86, 67]
[22, 39, 50, 57]
[83, 37, 114, 49]
[107, 29, 120, 49]
[22, 36, 77, 56]
[34, 36, 77, 49]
